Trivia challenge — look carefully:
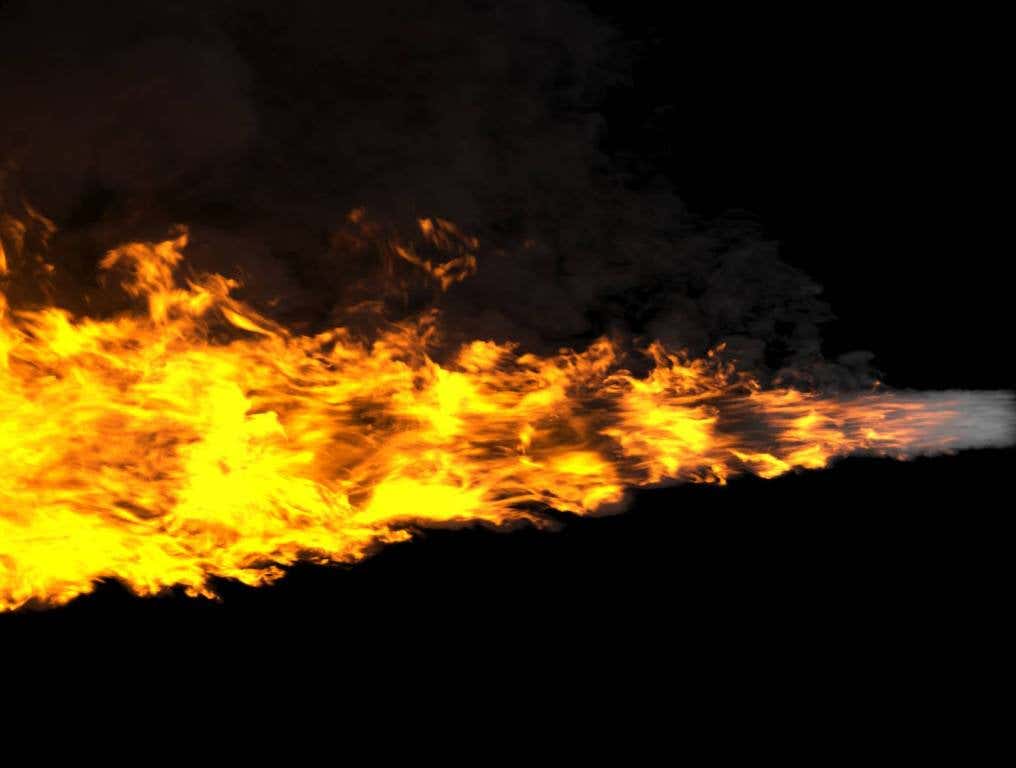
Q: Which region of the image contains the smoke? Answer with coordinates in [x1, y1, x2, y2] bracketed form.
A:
[877, 391, 1016, 456]
[0, 0, 864, 384]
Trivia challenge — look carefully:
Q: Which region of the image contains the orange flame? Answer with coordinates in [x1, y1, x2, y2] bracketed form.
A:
[0, 222, 998, 610]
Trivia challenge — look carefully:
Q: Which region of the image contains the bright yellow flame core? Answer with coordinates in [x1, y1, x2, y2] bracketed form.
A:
[0, 230, 955, 610]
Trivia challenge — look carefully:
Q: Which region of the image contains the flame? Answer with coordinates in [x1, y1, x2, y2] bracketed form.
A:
[0, 220, 1007, 610]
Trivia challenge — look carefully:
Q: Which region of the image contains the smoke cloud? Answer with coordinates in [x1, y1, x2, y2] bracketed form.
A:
[0, 0, 859, 384]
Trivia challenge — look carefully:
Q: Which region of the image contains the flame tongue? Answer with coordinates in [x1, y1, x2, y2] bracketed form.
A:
[1, 230, 1012, 610]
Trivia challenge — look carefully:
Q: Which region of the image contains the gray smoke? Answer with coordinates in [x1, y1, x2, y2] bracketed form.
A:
[878, 391, 1016, 456]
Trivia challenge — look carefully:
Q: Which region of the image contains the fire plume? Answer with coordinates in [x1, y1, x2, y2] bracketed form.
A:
[0, 221, 1011, 611]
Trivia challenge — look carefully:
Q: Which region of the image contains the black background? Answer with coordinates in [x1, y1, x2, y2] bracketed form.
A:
[1, 3, 1009, 730]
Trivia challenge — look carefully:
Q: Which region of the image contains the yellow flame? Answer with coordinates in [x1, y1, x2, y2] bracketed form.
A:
[390, 217, 478, 290]
[0, 223, 961, 610]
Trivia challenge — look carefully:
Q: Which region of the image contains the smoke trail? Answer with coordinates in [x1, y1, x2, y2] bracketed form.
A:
[871, 391, 1016, 455]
